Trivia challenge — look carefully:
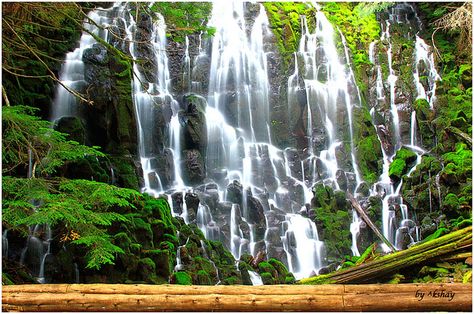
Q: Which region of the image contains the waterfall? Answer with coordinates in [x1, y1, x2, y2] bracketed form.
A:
[413, 36, 441, 109]
[43, 1, 446, 283]
[248, 270, 264, 285]
[50, 7, 115, 121]
[19, 224, 52, 283]
[369, 3, 441, 250]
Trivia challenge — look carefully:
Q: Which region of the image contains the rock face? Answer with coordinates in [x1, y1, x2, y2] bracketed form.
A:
[179, 94, 207, 185]
[54, 116, 87, 145]
[82, 43, 137, 155]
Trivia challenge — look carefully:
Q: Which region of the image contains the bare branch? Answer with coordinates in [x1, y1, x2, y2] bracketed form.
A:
[3, 19, 93, 105]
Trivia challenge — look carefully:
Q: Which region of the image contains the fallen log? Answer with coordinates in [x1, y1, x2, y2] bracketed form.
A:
[447, 126, 472, 147]
[2, 283, 471, 312]
[299, 226, 472, 284]
[347, 192, 396, 252]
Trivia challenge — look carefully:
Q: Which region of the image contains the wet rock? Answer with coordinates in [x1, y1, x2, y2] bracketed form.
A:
[227, 181, 243, 205]
[54, 116, 87, 145]
[264, 227, 281, 245]
[356, 182, 370, 197]
[154, 149, 175, 189]
[171, 192, 184, 215]
[182, 149, 205, 185]
[247, 196, 265, 226]
[336, 170, 348, 191]
[185, 192, 199, 223]
[395, 226, 412, 250]
[180, 93, 207, 151]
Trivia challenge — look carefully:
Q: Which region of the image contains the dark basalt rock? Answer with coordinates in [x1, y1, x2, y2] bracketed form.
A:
[54, 116, 87, 145]
[180, 93, 208, 152]
[154, 148, 175, 190]
[227, 181, 243, 206]
[185, 192, 200, 224]
[336, 169, 348, 191]
[182, 149, 205, 185]
[82, 42, 137, 157]
[171, 192, 184, 215]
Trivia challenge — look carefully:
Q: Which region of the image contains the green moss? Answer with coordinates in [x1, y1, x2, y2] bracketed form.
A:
[139, 257, 155, 268]
[312, 184, 352, 261]
[389, 148, 418, 180]
[173, 271, 192, 285]
[423, 227, 449, 242]
[144, 196, 174, 227]
[258, 261, 276, 274]
[109, 155, 139, 190]
[443, 193, 460, 213]
[163, 234, 178, 247]
[2, 273, 15, 285]
[322, 2, 381, 102]
[196, 270, 212, 285]
[355, 135, 382, 184]
[260, 272, 275, 285]
[263, 2, 316, 67]
[388, 159, 406, 179]
[285, 273, 296, 284]
[222, 276, 239, 285]
[268, 258, 288, 275]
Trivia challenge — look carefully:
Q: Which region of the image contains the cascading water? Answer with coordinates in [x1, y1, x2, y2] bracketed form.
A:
[50, 8, 115, 121]
[369, 3, 441, 251]
[413, 35, 441, 109]
[42, 1, 446, 284]
[248, 270, 264, 285]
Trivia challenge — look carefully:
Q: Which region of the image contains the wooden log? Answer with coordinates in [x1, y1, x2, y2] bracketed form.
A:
[2, 283, 346, 296]
[447, 126, 472, 147]
[2, 283, 471, 312]
[299, 226, 472, 284]
[347, 192, 396, 252]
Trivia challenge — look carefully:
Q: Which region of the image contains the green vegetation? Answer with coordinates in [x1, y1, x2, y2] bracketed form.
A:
[323, 2, 381, 94]
[2, 3, 83, 114]
[388, 148, 417, 181]
[172, 271, 192, 285]
[264, 2, 316, 66]
[312, 184, 351, 261]
[149, 2, 214, 42]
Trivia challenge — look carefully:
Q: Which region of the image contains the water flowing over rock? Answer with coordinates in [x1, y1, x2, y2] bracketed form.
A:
[36, 1, 449, 284]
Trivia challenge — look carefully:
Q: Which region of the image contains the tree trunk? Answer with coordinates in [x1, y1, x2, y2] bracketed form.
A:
[299, 226, 472, 284]
[347, 192, 396, 251]
[2, 283, 471, 311]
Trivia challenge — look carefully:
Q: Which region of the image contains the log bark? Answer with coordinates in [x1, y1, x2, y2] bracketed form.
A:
[2, 283, 471, 312]
[347, 193, 396, 252]
[447, 126, 472, 147]
[299, 226, 472, 284]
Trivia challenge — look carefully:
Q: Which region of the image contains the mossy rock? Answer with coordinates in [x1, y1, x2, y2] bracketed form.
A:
[268, 258, 290, 283]
[388, 158, 406, 181]
[193, 256, 218, 280]
[389, 147, 417, 181]
[108, 154, 139, 190]
[260, 272, 276, 285]
[312, 183, 334, 208]
[144, 249, 175, 279]
[113, 232, 132, 252]
[285, 273, 296, 284]
[145, 197, 175, 227]
[258, 261, 277, 276]
[238, 261, 253, 272]
[138, 257, 156, 283]
[53, 116, 87, 145]
[196, 270, 212, 285]
[221, 276, 239, 285]
[2, 273, 15, 285]
[131, 218, 153, 249]
[171, 271, 192, 285]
